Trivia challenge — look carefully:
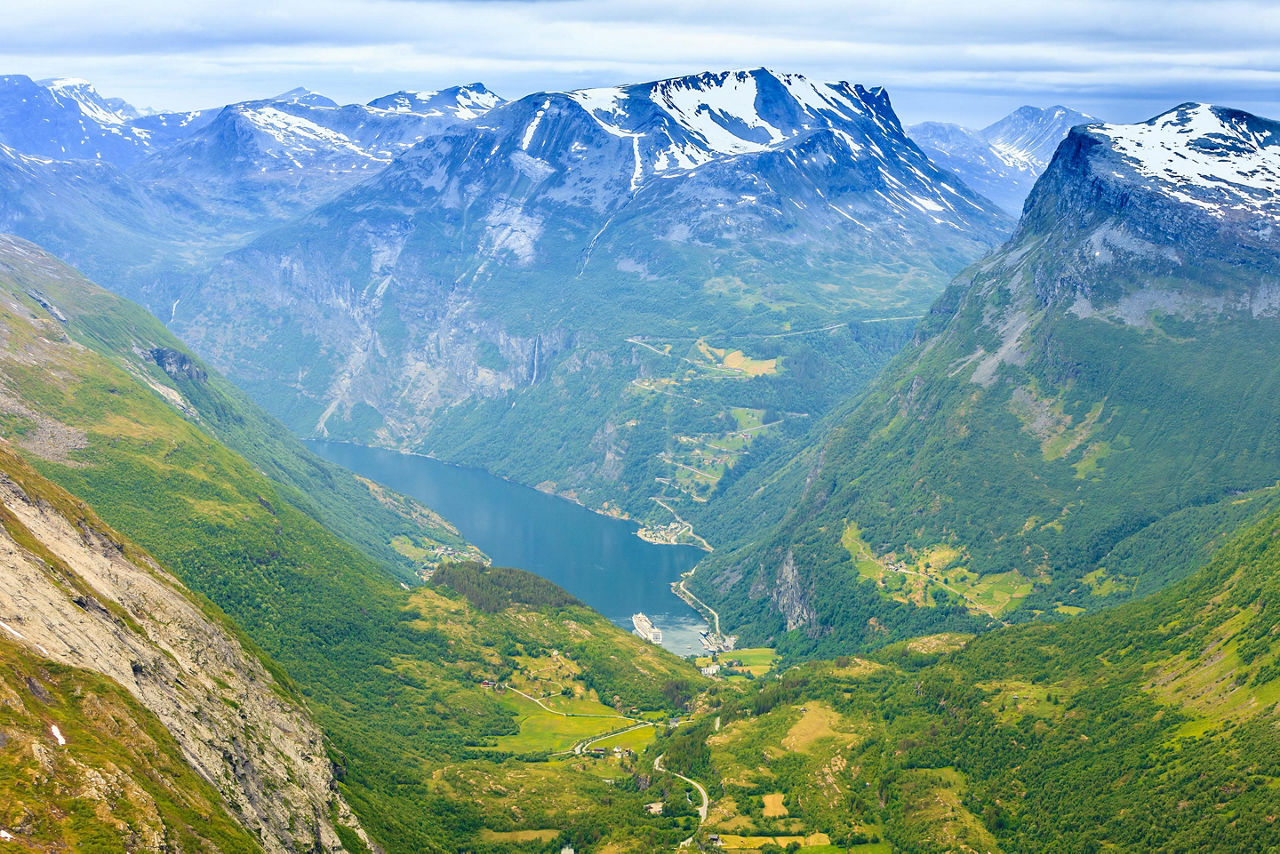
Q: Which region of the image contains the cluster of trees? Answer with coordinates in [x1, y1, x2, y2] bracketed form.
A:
[432, 561, 582, 613]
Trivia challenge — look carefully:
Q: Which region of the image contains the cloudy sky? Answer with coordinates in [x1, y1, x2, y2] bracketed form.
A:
[6, 0, 1279, 126]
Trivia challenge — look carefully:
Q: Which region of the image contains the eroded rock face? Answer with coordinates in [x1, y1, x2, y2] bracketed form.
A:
[147, 347, 208, 383]
[770, 550, 817, 633]
[0, 462, 373, 852]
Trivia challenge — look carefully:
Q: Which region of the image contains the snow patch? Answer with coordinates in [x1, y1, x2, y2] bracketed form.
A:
[1096, 104, 1280, 218]
[521, 100, 549, 151]
[483, 201, 543, 265]
[50, 724, 66, 746]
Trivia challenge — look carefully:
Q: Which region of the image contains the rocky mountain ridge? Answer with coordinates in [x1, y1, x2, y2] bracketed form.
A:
[0, 74, 505, 170]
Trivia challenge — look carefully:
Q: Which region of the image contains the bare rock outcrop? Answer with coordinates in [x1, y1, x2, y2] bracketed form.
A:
[0, 458, 373, 852]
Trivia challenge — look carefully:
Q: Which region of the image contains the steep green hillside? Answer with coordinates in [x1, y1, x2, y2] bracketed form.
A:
[665, 495, 1280, 852]
[0, 234, 708, 851]
[0, 637, 261, 853]
[0, 234, 469, 579]
[692, 104, 1280, 654]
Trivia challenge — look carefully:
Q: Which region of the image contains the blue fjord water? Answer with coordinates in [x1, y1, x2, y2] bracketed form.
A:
[306, 441, 710, 655]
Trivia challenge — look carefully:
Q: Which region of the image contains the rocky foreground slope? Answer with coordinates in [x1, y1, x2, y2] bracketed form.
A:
[0, 445, 370, 851]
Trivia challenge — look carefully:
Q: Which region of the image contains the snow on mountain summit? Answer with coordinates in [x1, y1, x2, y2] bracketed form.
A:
[38, 76, 140, 125]
[373, 68, 1008, 272]
[909, 105, 1092, 214]
[1091, 103, 1280, 219]
[272, 87, 340, 108]
[559, 68, 900, 172]
[367, 85, 504, 120]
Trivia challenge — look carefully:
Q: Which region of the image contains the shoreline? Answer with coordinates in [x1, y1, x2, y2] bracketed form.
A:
[310, 437, 715, 551]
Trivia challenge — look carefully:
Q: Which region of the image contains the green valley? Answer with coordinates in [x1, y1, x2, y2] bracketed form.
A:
[0, 237, 713, 851]
[1, 59, 1279, 854]
[650, 494, 1280, 850]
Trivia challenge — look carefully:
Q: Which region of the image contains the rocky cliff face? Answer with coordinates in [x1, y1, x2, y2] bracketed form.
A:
[0, 448, 372, 852]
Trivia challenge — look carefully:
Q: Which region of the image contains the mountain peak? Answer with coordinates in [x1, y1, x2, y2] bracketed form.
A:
[36, 75, 139, 124]
[1088, 102, 1280, 219]
[272, 87, 339, 108]
[556, 68, 900, 173]
[366, 84, 503, 119]
[911, 103, 1094, 214]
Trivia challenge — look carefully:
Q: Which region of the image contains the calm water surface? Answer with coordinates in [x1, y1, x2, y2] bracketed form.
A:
[307, 441, 710, 655]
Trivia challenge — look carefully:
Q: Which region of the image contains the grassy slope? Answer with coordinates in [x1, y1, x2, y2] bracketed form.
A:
[0, 236, 709, 851]
[0, 234, 468, 580]
[693, 233, 1280, 655]
[669, 497, 1280, 851]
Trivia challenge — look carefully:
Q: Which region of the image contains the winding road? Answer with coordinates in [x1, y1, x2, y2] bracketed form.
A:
[673, 575, 722, 638]
[572, 721, 658, 756]
[654, 753, 708, 847]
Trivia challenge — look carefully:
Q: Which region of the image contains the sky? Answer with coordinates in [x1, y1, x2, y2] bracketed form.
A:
[4, 0, 1279, 126]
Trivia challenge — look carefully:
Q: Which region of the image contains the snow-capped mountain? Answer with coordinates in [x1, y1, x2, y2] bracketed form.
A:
[504, 68, 992, 212]
[1088, 103, 1280, 221]
[1018, 102, 1280, 270]
[378, 68, 1006, 262]
[129, 83, 506, 221]
[175, 68, 1010, 453]
[0, 74, 503, 178]
[0, 75, 157, 164]
[273, 86, 340, 108]
[41, 76, 141, 123]
[367, 84, 505, 119]
[911, 105, 1092, 213]
[0, 74, 507, 303]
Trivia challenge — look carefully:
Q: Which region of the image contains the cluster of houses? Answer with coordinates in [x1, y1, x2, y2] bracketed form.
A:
[586, 745, 636, 759]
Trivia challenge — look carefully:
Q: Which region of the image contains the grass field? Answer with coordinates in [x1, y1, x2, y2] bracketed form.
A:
[716, 832, 833, 850]
[761, 793, 789, 817]
[979, 680, 1072, 723]
[726, 647, 780, 677]
[490, 691, 632, 753]
[478, 828, 561, 844]
[841, 522, 1034, 616]
[1082, 567, 1134, 597]
[589, 725, 659, 752]
[695, 340, 779, 377]
[904, 633, 972, 655]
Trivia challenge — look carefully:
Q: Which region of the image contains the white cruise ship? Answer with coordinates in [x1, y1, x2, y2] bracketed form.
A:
[631, 612, 662, 644]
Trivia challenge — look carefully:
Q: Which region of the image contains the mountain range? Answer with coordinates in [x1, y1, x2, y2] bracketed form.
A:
[164, 68, 1010, 527]
[2, 64, 1280, 851]
[910, 104, 1092, 214]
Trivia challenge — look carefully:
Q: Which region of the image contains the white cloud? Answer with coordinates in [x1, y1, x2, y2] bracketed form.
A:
[2, 0, 1277, 125]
